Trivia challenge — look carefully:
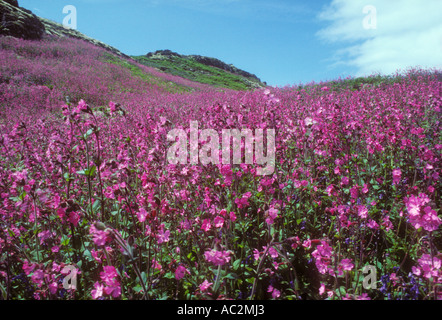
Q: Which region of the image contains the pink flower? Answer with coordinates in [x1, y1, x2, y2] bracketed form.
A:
[357, 205, 368, 219]
[392, 169, 401, 185]
[89, 224, 111, 246]
[357, 293, 371, 300]
[109, 101, 117, 114]
[422, 206, 441, 232]
[405, 194, 441, 231]
[157, 228, 170, 244]
[76, 99, 89, 113]
[49, 282, 58, 295]
[341, 176, 349, 186]
[302, 239, 311, 249]
[104, 281, 121, 298]
[91, 282, 104, 299]
[326, 184, 335, 197]
[267, 285, 281, 299]
[201, 219, 212, 232]
[235, 192, 252, 209]
[319, 283, 325, 295]
[90, 249, 101, 263]
[199, 280, 213, 292]
[175, 265, 189, 280]
[99, 266, 121, 298]
[266, 207, 279, 225]
[338, 258, 354, 275]
[412, 254, 441, 279]
[151, 259, 162, 271]
[204, 249, 232, 266]
[68, 211, 81, 227]
[350, 185, 359, 200]
[361, 183, 369, 194]
[367, 219, 379, 230]
[136, 207, 148, 223]
[312, 241, 334, 275]
[264, 246, 278, 259]
[38, 230, 55, 245]
[253, 249, 261, 261]
[229, 211, 237, 222]
[382, 215, 394, 231]
[31, 269, 45, 287]
[214, 216, 224, 228]
[100, 266, 118, 286]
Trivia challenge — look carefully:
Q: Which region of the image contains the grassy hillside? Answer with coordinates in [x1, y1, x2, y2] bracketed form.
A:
[133, 51, 265, 91]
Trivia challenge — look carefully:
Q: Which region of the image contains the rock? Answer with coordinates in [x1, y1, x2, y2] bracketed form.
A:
[146, 49, 181, 59]
[0, 1, 129, 59]
[0, 0, 45, 40]
[189, 55, 260, 82]
[4, 0, 18, 7]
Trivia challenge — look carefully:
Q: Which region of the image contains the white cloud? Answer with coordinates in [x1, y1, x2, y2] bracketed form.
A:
[317, 0, 442, 76]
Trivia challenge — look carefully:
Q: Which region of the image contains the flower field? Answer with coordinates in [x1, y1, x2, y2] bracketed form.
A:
[0, 36, 441, 300]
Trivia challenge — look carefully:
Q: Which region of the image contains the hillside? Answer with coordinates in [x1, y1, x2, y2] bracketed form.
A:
[0, 0, 264, 91]
[133, 50, 265, 91]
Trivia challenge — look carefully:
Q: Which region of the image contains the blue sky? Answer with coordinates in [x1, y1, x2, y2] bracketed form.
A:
[20, 0, 442, 87]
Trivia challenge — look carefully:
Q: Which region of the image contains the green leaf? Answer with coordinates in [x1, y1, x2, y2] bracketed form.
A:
[61, 235, 70, 246]
[92, 199, 101, 213]
[141, 272, 147, 284]
[132, 284, 143, 293]
[19, 191, 27, 201]
[8, 228, 15, 237]
[88, 165, 97, 177]
[225, 273, 238, 280]
[84, 128, 94, 140]
[77, 166, 96, 177]
[233, 259, 241, 270]
[83, 249, 93, 261]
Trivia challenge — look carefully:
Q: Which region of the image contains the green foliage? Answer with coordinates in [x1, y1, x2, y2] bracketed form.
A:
[132, 55, 263, 91]
[102, 53, 191, 93]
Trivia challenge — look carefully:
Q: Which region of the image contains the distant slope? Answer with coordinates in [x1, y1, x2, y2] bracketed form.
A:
[133, 50, 266, 91]
[1, 0, 266, 91]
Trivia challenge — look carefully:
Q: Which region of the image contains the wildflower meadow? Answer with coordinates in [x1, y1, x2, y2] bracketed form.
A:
[0, 36, 441, 300]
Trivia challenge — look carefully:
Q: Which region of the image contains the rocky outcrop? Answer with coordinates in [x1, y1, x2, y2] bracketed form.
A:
[0, 0, 45, 40]
[146, 49, 181, 58]
[4, 0, 18, 7]
[0, 0, 129, 58]
[189, 55, 260, 82]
